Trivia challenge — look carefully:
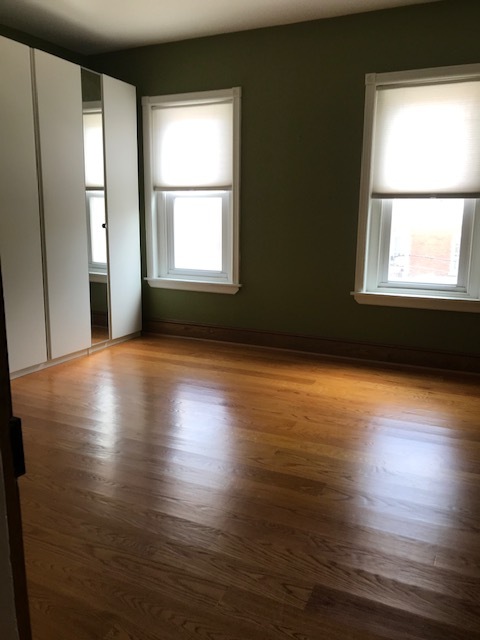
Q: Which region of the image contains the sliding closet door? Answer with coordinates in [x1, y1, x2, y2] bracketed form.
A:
[33, 50, 91, 359]
[102, 75, 141, 339]
[0, 37, 47, 373]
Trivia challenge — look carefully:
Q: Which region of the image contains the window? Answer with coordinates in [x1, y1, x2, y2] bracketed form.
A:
[354, 65, 480, 312]
[86, 190, 107, 271]
[83, 107, 107, 282]
[142, 88, 241, 293]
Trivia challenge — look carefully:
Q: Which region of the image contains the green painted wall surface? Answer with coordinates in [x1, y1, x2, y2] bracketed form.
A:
[89, 282, 108, 314]
[90, 0, 480, 355]
[0, 24, 86, 65]
[5, 1, 480, 356]
[81, 68, 102, 102]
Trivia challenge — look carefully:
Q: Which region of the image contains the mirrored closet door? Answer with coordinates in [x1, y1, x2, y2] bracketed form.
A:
[81, 69, 110, 345]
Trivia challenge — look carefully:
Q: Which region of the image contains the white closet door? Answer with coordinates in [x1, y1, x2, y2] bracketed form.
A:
[0, 37, 47, 373]
[34, 50, 91, 359]
[102, 75, 142, 339]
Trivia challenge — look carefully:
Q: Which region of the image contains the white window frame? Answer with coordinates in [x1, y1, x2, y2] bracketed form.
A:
[354, 64, 480, 313]
[86, 189, 107, 283]
[142, 88, 241, 294]
[83, 103, 107, 283]
[159, 190, 231, 281]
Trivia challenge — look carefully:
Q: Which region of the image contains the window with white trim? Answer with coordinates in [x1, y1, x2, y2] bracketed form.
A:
[142, 88, 241, 294]
[354, 65, 480, 313]
[83, 107, 107, 282]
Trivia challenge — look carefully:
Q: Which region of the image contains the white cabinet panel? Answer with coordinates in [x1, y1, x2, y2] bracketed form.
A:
[0, 37, 47, 372]
[34, 50, 91, 359]
[102, 75, 142, 339]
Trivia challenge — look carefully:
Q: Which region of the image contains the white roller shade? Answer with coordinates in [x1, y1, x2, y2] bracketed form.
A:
[152, 101, 233, 188]
[83, 111, 104, 188]
[372, 80, 480, 196]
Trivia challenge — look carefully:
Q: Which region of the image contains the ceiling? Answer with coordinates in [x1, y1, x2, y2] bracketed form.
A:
[0, 0, 441, 55]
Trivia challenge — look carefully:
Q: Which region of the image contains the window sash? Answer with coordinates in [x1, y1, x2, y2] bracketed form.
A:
[373, 198, 475, 294]
[151, 101, 234, 188]
[156, 190, 232, 282]
[86, 190, 107, 273]
[83, 110, 104, 189]
[370, 70, 480, 198]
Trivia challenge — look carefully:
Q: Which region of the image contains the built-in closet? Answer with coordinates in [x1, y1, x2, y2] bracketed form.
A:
[0, 35, 141, 377]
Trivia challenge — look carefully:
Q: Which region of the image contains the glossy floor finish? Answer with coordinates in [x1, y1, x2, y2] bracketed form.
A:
[11, 336, 480, 640]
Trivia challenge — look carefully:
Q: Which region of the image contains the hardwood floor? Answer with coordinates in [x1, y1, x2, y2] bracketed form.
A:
[11, 336, 480, 640]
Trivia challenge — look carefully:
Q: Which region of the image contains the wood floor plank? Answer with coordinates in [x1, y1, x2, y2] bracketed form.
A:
[11, 335, 480, 639]
[218, 586, 388, 640]
[27, 582, 114, 640]
[306, 582, 480, 640]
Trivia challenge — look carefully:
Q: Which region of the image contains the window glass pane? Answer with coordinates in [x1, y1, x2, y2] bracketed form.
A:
[373, 81, 480, 195]
[173, 197, 222, 271]
[83, 112, 104, 188]
[387, 199, 464, 285]
[152, 102, 233, 187]
[89, 195, 107, 265]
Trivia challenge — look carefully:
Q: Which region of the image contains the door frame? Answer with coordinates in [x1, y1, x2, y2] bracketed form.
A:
[0, 265, 32, 640]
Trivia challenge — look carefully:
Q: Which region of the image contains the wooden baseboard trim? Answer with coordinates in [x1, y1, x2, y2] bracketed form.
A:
[144, 320, 480, 374]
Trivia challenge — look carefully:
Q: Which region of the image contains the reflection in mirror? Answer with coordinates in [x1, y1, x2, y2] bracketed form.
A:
[81, 69, 109, 345]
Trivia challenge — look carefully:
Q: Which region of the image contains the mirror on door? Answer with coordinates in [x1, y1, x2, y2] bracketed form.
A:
[81, 69, 110, 345]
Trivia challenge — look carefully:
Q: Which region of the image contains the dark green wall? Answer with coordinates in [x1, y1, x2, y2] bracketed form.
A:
[90, 0, 480, 356]
[89, 282, 108, 314]
[5, 1, 480, 356]
[0, 23, 86, 65]
[81, 68, 102, 102]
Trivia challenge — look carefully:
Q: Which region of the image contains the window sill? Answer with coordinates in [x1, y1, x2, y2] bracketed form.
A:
[353, 291, 480, 313]
[146, 277, 241, 294]
[89, 272, 107, 283]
